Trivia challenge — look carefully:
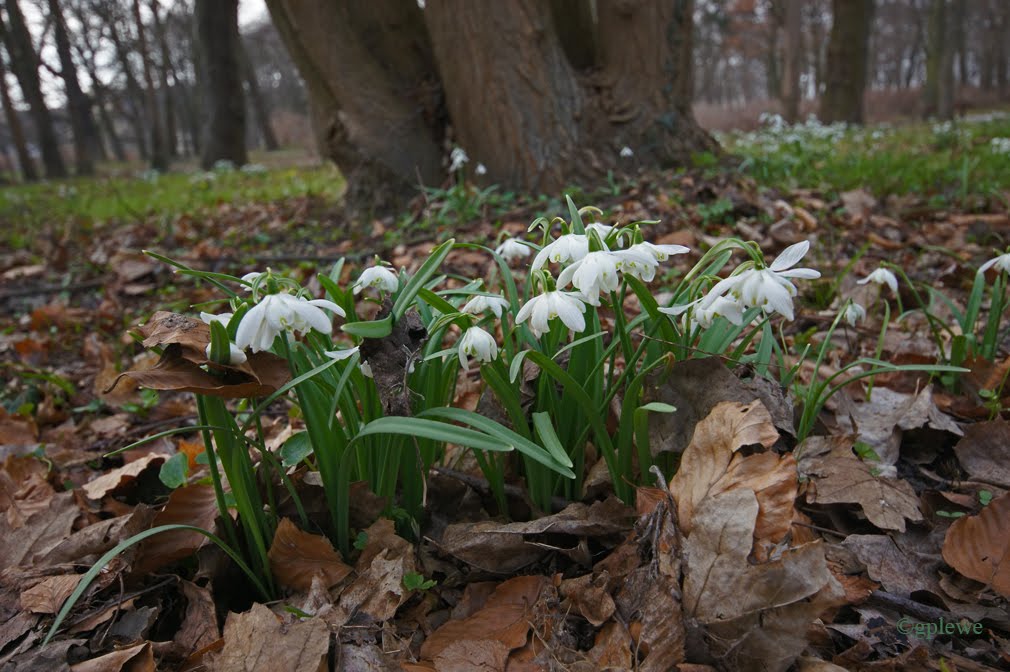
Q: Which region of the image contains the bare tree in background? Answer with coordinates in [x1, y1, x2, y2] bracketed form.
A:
[0, 52, 35, 180]
[240, 41, 278, 151]
[923, 0, 954, 118]
[0, 0, 67, 178]
[820, 0, 874, 123]
[48, 0, 101, 174]
[149, 0, 177, 158]
[132, 0, 167, 170]
[780, 0, 802, 122]
[195, 0, 246, 168]
[267, 0, 716, 211]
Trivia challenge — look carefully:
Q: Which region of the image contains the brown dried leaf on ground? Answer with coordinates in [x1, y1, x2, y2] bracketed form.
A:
[711, 451, 798, 559]
[133, 484, 220, 575]
[0, 455, 55, 528]
[797, 435, 923, 532]
[841, 534, 943, 599]
[334, 518, 415, 625]
[19, 575, 80, 614]
[953, 420, 1010, 488]
[0, 408, 38, 447]
[81, 453, 166, 501]
[212, 603, 329, 672]
[942, 492, 1010, 598]
[0, 492, 79, 571]
[682, 489, 842, 672]
[173, 580, 220, 658]
[268, 517, 352, 592]
[668, 401, 779, 535]
[559, 571, 615, 627]
[69, 642, 154, 672]
[419, 575, 550, 663]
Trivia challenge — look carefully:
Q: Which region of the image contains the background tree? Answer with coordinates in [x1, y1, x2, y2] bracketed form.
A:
[779, 0, 802, 122]
[48, 0, 101, 174]
[820, 0, 874, 123]
[923, 0, 954, 119]
[132, 0, 168, 171]
[195, 0, 246, 168]
[266, 0, 716, 210]
[0, 0, 67, 178]
[0, 52, 35, 180]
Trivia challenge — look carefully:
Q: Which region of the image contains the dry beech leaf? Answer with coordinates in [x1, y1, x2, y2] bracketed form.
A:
[942, 492, 1010, 597]
[0, 492, 79, 571]
[82, 453, 166, 501]
[174, 580, 221, 656]
[559, 571, 615, 627]
[268, 518, 352, 592]
[70, 642, 154, 672]
[20, 575, 81, 614]
[668, 401, 779, 534]
[953, 420, 1010, 488]
[796, 435, 922, 532]
[213, 603, 329, 672]
[334, 518, 415, 624]
[419, 575, 550, 662]
[133, 485, 219, 575]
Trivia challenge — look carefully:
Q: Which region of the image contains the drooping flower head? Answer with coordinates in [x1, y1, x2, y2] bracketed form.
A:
[495, 238, 531, 263]
[458, 326, 498, 369]
[841, 301, 866, 326]
[462, 293, 511, 318]
[857, 266, 898, 294]
[531, 234, 590, 271]
[709, 240, 820, 321]
[235, 292, 345, 353]
[979, 251, 1010, 276]
[556, 251, 622, 306]
[516, 291, 587, 337]
[353, 265, 399, 295]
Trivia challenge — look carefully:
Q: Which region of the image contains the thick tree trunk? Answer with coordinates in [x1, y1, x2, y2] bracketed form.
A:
[1, 0, 67, 178]
[48, 0, 99, 175]
[820, 0, 874, 124]
[240, 41, 279, 151]
[132, 0, 168, 171]
[0, 52, 35, 180]
[780, 0, 802, 123]
[195, 0, 247, 168]
[923, 0, 954, 119]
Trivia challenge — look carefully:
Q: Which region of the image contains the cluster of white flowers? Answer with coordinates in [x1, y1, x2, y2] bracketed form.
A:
[990, 138, 1010, 154]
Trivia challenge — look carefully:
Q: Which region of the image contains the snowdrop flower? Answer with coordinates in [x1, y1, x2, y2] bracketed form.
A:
[353, 265, 399, 295]
[979, 251, 1010, 275]
[711, 240, 820, 321]
[360, 360, 374, 378]
[841, 302, 866, 326]
[449, 147, 468, 172]
[475, 163, 487, 176]
[458, 326, 498, 368]
[235, 293, 345, 353]
[205, 342, 247, 366]
[619, 146, 634, 158]
[660, 295, 745, 329]
[857, 267, 898, 294]
[612, 247, 660, 282]
[462, 293, 510, 318]
[495, 238, 531, 263]
[557, 250, 621, 306]
[586, 222, 614, 238]
[626, 241, 690, 263]
[531, 234, 590, 271]
[516, 291, 587, 337]
[240, 272, 265, 291]
[324, 346, 360, 361]
[200, 311, 234, 327]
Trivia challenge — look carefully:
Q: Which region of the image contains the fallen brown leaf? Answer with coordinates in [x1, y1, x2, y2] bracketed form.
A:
[268, 518, 352, 592]
[212, 603, 329, 672]
[134, 484, 220, 575]
[953, 420, 1010, 488]
[70, 642, 154, 672]
[82, 453, 166, 501]
[20, 575, 81, 614]
[942, 492, 1010, 597]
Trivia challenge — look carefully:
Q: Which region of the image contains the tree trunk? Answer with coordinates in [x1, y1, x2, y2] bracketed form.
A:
[195, 0, 247, 168]
[240, 40, 279, 151]
[820, 0, 874, 124]
[780, 0, 802, 123]
[0, 0, 67, 178]
[97, 3, 150, 160]
[266, 0, 716, 211]
[924, 0, 954, 119]
[132, 0, 168, 171]
[47, 0, 100, 175]
[0, 51, 36, 180]
[149, 0, 178, 158]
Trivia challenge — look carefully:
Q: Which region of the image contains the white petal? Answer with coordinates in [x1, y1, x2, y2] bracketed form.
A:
[769, 240, 810, 272]
[308, 298, 346, 318]
[325, 347, 360, 360]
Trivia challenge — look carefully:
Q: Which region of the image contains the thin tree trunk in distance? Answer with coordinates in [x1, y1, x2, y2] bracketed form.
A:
[781, 0, 802, 123]
[820, 0, 874, 124]
[98, 5, 150, 160]
[132, 0, 168, 170]
[1, 0, 67, 177]
[195, 0, 247, 168]
[0, 51, 36, 180]
[149, 0, 177, 157]
[240, 40, 278, 151]
[48, 0, 99, 174]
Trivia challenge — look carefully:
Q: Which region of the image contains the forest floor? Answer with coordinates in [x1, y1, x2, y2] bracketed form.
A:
[1, 113, 1009, 671]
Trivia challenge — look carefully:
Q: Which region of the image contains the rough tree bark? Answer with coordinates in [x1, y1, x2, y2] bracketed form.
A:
[0, 0, 67, 178]
[265, 0, 716, 212]
[0, 51, 36, 180]
[820, 0, 874, 124]
[780, 0, 802, 123]
[923, 0, 954, 119]
[195, 0, 246, 168]
[132, 0, 168, 171]
[48, 0, 100, 174]
[240, 40, 279, 151]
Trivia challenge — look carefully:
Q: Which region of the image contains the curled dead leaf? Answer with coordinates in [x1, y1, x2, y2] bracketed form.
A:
[268, 518, 351, 592]
[942, 492, 1010, 597]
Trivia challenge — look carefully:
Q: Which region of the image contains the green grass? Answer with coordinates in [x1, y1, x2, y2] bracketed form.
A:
[720, 112, 1010, 207]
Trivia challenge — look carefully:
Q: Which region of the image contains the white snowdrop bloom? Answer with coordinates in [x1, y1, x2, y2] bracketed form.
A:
[531, 234, 590, 271]
[205, 342, 247, 366]
[711, 240, 820, 321]
[462, 293, 510, 318]
[475, 163, 487, 175]
[626, 241, 690, 262]
[619, 146, 634, 158]
[235, 293, 345, 353]
[449, 147, 469, 172]
[612, 247, 660, 282]
[324, 346, 360, 361]
[360, 360, 374, 378]
[516, 291, 587, 337]
[353, 265, 399, 295]
[979, 252, 1010, 275]
[416, 0, 425, 8]
[857, 267, 898, 294]
[200, 312, 234, 327]
[458, 326, 498, 368]
[842, 302, 866, 327]
[240, 272, 265, 291]
[661, 295, 745, 329]
[495, 237, 531, 263]
[557, 250, 622, 306]
[586, 222, 614, 238]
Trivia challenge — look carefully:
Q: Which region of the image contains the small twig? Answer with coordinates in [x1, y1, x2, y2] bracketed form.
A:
[866, 590, 976, 626]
